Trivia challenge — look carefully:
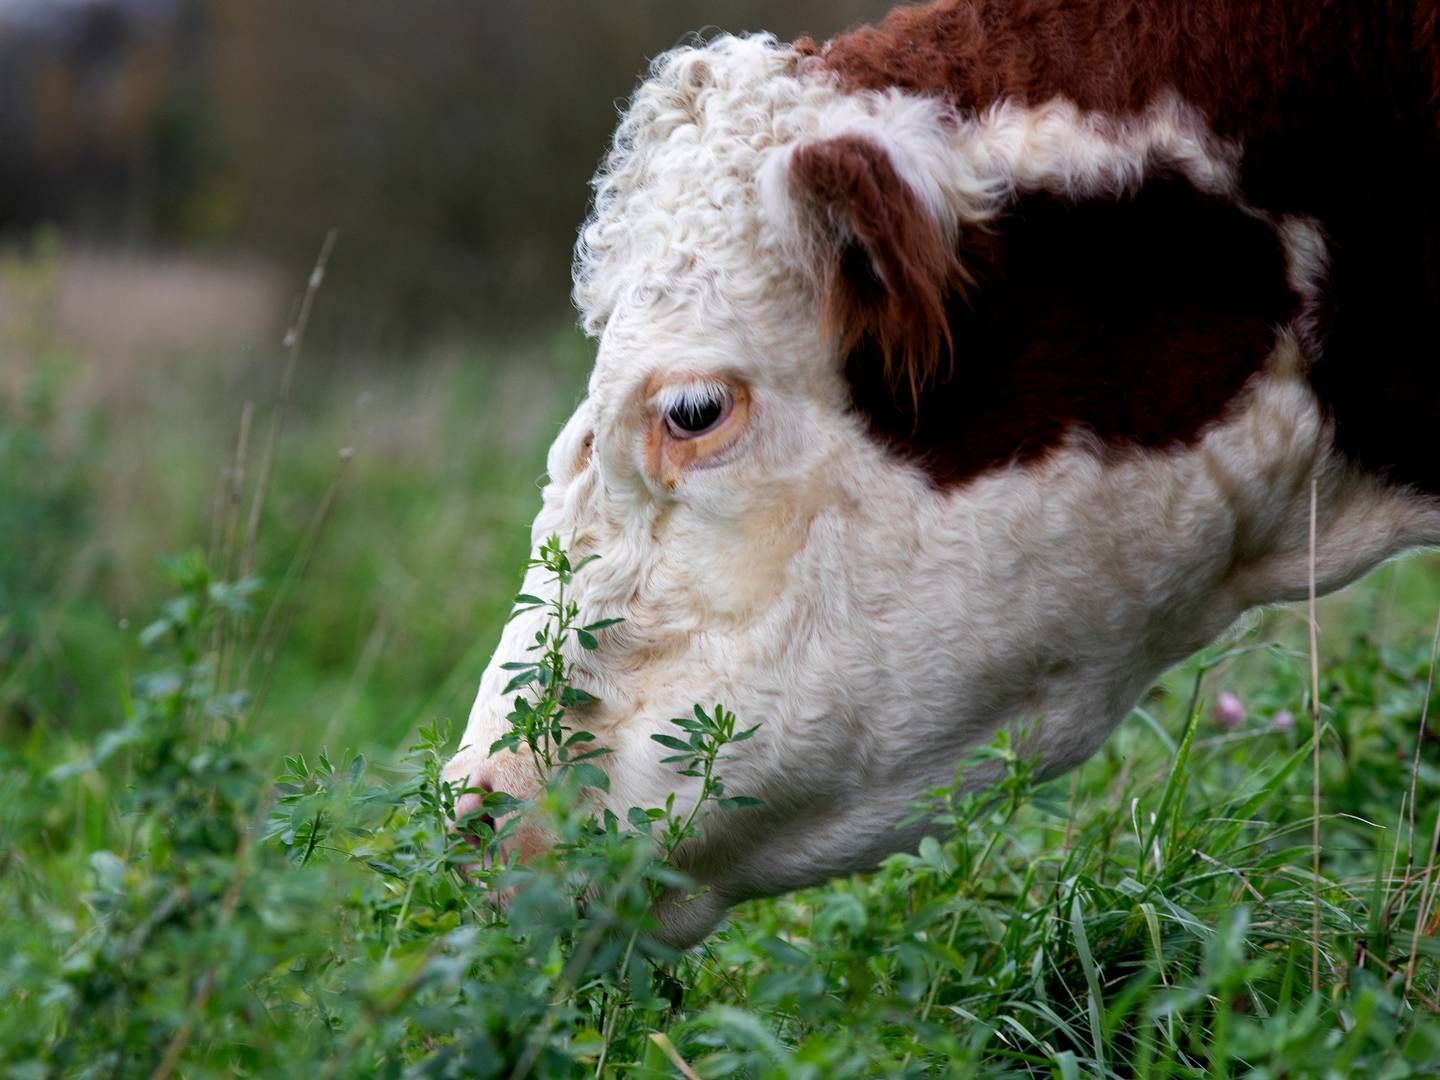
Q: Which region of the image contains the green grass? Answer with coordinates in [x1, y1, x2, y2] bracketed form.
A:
[2, 248, 1440, 1077]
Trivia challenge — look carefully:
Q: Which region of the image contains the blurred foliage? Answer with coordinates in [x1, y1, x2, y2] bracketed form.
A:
[0, 244, 122, 737]
[2, 240, 597, 751]
[0, 366, 94, 731]
[0, 0, 894, 349]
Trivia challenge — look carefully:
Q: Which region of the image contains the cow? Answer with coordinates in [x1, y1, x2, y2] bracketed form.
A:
[444, 0, 1440, 947]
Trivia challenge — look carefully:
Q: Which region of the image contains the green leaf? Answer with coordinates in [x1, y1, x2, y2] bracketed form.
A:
[567, 747, 610, 763]
[503, 670, 538, 694]
[581, 617, 625, 632]
[566, 762, 611, 792]
[650, 733, 693, 752]
[483, 792, 524, 816]
[1053, 1050, 1082, 1080]
[1070, 891, 1107, 1073]
[89, 851, 127, 892]
[575, 628, 599, 651]
[137, 618, 172, 649]
[627, 806, 654, 831]
[716, 796, 763, 812]
[489, 732, 522, 756]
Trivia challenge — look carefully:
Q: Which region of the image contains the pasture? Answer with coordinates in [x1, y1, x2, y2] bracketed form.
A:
[4, 244, 1440, 1077]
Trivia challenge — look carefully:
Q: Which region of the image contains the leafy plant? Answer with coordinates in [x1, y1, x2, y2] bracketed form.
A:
[490, 533, 619, 780]
[4, 534, 783, 1077]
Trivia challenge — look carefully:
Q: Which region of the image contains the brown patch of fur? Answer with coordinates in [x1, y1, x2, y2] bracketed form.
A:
[801, 2, 1435, 236]
[789, 134, 968, 408]
[843, 179, 1296, 486]
[800, 0, 1440, 494]
[803, 1, 1434, 149]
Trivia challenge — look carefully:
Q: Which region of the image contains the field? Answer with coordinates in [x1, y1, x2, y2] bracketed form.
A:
[3, 246, 1440, 1077]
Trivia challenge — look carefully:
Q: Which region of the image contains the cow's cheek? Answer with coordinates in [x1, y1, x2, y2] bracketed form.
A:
[649, 489, 822, 626]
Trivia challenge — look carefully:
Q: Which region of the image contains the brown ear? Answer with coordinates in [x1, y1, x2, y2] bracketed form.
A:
[788, 134, 966, 407]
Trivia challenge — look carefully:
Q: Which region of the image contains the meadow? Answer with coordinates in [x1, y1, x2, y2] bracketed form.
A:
[3, 244, 1440, 1077]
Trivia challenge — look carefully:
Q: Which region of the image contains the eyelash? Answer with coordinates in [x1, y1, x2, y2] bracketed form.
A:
[653, 381, 730, 417]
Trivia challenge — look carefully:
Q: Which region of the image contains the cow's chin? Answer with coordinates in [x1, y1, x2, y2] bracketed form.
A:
[456, 841, 737, 952]
[648, 884, 736, 949]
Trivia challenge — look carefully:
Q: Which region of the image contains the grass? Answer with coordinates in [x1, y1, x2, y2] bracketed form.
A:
[2, 244, 1440, 1076]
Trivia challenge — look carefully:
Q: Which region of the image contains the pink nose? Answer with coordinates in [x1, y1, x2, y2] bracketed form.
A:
[452, 767, 495, 847]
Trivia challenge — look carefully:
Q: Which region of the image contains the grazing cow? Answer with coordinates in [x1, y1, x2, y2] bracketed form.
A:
[445, 0, 1440, 945]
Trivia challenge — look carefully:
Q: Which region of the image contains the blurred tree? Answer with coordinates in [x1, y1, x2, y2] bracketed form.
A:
[204, 0, 893, 349]
[0, 0, 182, 241]
[1, 0, 894, 353]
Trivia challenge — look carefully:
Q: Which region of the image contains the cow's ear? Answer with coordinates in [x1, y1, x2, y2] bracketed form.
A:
[786, 134, 966, 407]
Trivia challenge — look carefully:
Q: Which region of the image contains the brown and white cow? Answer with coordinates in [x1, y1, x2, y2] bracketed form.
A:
[445, 0, 1440, 945]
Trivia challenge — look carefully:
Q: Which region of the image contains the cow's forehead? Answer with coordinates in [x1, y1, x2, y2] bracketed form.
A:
[573, 36, 832, 337]
[589, 278, 820, 399]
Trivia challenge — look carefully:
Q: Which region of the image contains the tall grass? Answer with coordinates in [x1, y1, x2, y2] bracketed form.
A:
[2, 244, 1439, 1076]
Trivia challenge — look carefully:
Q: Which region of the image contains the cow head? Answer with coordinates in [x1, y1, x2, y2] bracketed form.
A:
[443, 35, 1437, 945]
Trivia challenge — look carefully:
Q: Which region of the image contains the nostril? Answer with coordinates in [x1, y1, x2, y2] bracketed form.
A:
[453, 771, 496, 848]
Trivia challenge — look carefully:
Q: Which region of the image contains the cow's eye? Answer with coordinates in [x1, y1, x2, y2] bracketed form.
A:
[664, 386, 732, 439]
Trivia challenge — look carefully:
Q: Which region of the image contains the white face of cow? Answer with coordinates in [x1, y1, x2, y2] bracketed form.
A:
[449, 289, 951, 933]
[443, 35, 1440, 945]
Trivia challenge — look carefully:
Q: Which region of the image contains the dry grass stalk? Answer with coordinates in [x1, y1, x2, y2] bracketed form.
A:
[215, 401, 255, 700]
[240, 228, 338, 580]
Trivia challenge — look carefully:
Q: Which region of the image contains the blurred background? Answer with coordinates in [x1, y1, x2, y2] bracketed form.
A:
[0, 0, 894, 349]
[0, 0, 894, 753]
